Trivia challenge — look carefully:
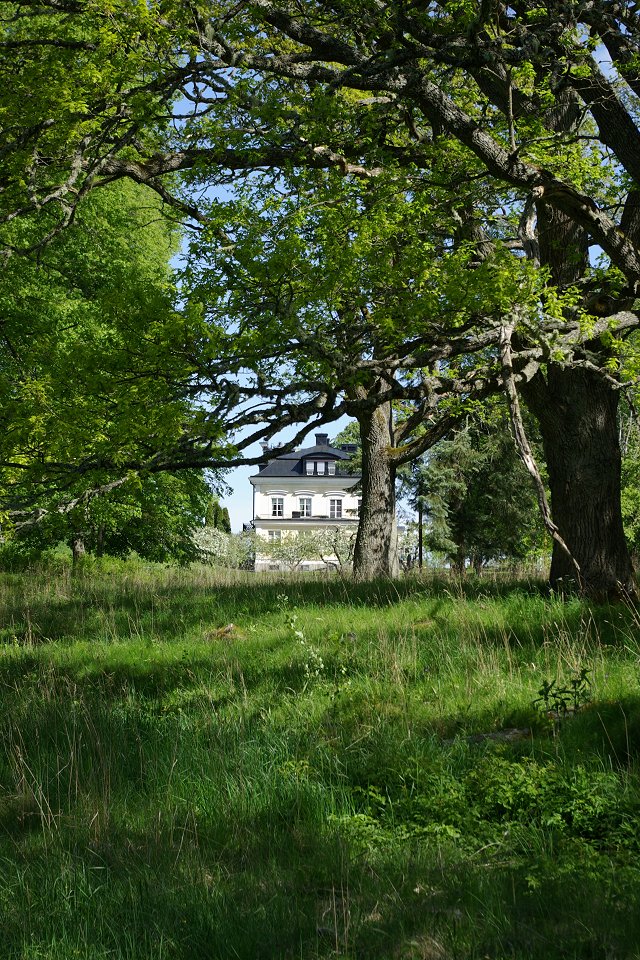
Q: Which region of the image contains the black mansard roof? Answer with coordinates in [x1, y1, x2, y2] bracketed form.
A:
[251, 433, 360, 480]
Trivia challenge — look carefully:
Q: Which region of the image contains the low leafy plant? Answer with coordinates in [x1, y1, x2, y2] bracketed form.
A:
[533, 667, 591, 716]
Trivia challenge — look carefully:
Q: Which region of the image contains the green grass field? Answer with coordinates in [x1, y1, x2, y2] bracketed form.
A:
[1, 561, 640, 959]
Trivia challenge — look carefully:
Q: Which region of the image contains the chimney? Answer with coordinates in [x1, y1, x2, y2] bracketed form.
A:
[315, 433, 329, 447]
[258, 441, 272, 472]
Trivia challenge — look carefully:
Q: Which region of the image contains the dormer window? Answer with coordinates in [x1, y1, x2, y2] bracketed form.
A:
[304, 459, 338, 476]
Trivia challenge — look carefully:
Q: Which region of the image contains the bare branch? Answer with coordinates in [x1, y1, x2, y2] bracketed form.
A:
[500, 319, 582, 586]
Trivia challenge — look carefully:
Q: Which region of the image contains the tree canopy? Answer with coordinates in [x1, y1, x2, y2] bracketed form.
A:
[4, 1, 640, 593]
[0, 179, 210, 522]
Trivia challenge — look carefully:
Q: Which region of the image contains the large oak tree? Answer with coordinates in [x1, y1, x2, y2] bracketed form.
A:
[182, 169, 539, 580]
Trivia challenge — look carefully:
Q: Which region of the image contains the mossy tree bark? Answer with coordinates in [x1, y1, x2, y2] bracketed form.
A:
[70, 535, 86, 564]
[519, 134, 635, 599]
[352, 400, 399, 581]
[523, 367, 634, 599]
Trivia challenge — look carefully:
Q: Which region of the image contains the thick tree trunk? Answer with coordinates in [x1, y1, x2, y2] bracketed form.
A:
[522, 367, 634, 599]
[352, 402, 399, 581]
[522, 100, 634, 599]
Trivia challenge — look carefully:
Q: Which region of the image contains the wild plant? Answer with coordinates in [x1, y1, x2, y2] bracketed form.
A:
[533, 667, 591, 717]
[277, 593, 325, 683]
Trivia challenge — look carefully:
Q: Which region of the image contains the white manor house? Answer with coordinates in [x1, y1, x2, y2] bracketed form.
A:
[249, 433, 361, 571]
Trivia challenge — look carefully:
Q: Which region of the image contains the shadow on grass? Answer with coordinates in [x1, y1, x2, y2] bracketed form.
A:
[2, 802, 640, 959]
[1, 699, 639, 958]
[1, 570, 640, 957]
[0, 571, 556, 645]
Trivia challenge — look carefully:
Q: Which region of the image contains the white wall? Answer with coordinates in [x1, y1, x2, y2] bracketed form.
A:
[253, 478, 360, 521]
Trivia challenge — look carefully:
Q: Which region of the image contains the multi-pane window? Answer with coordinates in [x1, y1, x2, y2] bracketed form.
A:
[268, 530, 281, 542]
[330, 498, 342, 519]
[304, 459, 337, 475]
[299, 497, 312, 517]
[271, 497, 284, 517]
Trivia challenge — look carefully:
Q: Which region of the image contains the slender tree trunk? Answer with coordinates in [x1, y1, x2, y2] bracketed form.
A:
[450, 547, 466, 578]
[522, 367, 634, 599]
[71, 535, 86, 564]
[352, 402, 399, 581]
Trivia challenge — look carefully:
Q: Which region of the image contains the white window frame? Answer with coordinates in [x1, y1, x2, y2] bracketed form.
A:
[268, 530, 282, 543]
[299, 497, 312, 517]
[271, 497, 284, 517]
[305, 461, 314, 475]
[330, 498, 342, 519]
[328, 461, 336, 476]
[316, 460, 326, 475]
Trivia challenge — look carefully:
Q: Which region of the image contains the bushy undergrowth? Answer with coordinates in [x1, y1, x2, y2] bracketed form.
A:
[1, 561, 640, 958]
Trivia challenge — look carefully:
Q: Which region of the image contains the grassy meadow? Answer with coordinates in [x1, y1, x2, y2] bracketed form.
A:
[1, 561, 640, 959]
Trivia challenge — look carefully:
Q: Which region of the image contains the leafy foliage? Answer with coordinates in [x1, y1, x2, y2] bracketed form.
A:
[193, 527, 256, 569]
[257, 527, 356, 572]
[417, 410, 546, 571]
[533, 669, 592, 717]
[3, 1, 640, 590]
[0, 181, 204, 512]
[1, 471, 214, 566]
[205, 495, 231, 533]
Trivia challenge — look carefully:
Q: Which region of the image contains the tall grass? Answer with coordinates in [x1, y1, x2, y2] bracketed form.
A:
[0, 560, 639, 958]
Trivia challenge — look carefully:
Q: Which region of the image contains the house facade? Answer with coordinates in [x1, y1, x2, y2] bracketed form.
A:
[249, 433, 361, 571]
